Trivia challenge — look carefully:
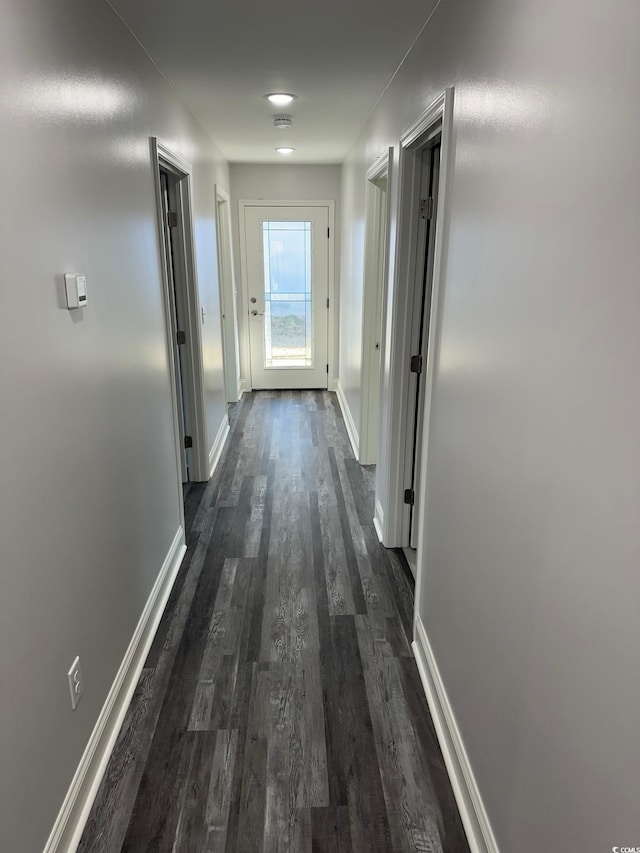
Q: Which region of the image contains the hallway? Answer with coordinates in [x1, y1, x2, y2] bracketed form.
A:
[79, 391, 469, 852]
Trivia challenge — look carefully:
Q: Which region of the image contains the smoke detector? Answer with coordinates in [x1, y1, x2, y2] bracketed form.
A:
[273, 114, 293, 129]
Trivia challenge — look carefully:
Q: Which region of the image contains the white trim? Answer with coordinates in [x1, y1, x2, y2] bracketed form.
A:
[208, 415, 230, 479]
[44, 529, 187, 853]
[366, 150, 391, 183]
[382, 87, 454, 547]
[327, 203, 337, 392]
[239, 379, 251, 395]
[216, 186, 241, 404]
[336, 382, 360, 460]
[412, 618, 498, 853]
[237, 199, 335, 391]
[359, 148, 392, 465]
[154, 138, 192, 175]
[178, 176, 209, 482]
[400, 91, 447, 149]
[410, 88, 455, 625]
[373, 499, 385, 542]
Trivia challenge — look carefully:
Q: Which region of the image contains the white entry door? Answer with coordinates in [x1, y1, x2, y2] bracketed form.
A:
[243, 204, 329, 389]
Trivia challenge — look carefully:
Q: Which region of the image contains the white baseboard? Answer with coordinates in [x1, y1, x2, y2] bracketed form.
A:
[239, 379, 251, 394]
[44, 528, 187, 853]
[335, 382, 359, 460]
[209, 416, 230, 479]
[412, 618, 498, 853]
[373, 499, 384, 543]
[328, 377, 338, 392]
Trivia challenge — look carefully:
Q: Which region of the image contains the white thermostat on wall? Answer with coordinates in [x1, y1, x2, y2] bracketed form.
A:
[65, 273, 88, 309]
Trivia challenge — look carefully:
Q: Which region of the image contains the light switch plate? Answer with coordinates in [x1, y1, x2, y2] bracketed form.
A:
[65, 273, 87, 309]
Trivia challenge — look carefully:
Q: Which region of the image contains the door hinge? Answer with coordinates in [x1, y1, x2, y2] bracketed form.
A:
[326, 363, 329, 374]
[410, 354, 423, 374]
[184, 435, 193, 449]
[404, 488, 415, 506]
[167, 210, 178, 228]
[327, 226, 330, 238]
[326, 297, 330, 309]
[418, 197, 433, 220]
[176, 330, 186, 345]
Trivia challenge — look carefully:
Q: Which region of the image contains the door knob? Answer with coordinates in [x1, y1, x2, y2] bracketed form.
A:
[251, 309, 264, 316]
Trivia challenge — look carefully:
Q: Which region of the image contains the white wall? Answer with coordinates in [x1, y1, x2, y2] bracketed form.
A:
[339, 0, 640, 849]
[0, 0, 228, 849]
[229, 164, 341, 388]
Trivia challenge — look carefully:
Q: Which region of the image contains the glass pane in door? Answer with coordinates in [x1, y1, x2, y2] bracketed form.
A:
[262, 221, 312, 368]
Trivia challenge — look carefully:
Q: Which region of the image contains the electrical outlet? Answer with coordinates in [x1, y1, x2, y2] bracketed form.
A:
[67, 656, 84, 710]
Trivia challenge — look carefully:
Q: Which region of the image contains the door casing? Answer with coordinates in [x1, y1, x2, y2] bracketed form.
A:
[359, 148, 393, 465]
[159, 169, 190, 484]
[216, 186, 241, 403]
[407, 141, 441, 552]
[151, 138, 210, 511]
[378, 88, 454, 589]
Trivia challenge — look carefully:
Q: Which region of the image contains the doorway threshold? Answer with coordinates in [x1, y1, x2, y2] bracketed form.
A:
[403, 546, 417, 579]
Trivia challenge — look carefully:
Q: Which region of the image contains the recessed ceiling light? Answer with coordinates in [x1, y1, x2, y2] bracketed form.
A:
[276, 147, 295, 155]
[266, 93, 296, 106]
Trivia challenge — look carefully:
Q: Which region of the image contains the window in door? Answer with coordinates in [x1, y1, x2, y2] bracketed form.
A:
[262, 220, 312, 368]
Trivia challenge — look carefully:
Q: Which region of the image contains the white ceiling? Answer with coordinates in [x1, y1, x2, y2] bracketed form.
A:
[107, 0, 439, 163]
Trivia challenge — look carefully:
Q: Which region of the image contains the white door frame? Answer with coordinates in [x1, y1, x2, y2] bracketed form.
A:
[216, 186, 241, 403]
[151, 137, 209, 499]
[359, 148, 393, 465]
[381, 88, 454, 549]
[238, 199, 336, 391]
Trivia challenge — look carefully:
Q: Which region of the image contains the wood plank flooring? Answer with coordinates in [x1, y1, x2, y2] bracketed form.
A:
[79, 390, 470, 853]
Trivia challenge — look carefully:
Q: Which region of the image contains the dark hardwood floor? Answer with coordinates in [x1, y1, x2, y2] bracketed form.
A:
[79, 390, 470, 852]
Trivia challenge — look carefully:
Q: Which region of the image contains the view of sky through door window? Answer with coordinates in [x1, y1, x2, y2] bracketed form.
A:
[262, 220, 313, 367]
